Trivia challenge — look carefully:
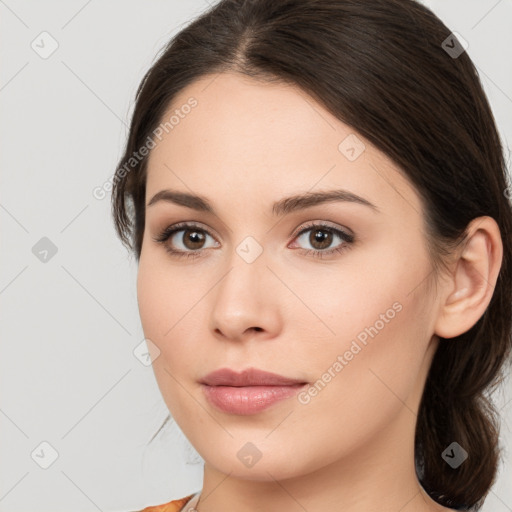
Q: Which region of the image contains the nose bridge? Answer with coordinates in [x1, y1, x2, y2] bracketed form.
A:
[217, 239, 268, 309]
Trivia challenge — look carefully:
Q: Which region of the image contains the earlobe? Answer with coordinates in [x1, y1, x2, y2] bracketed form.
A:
[434, 216, 503, 339]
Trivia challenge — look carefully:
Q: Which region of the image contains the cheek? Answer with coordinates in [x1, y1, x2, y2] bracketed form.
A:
[136, 262, 166, 340]
[136, 260, 189, 373]
[136, 253, 198, 339]
[136, 261, 200, 415]
[293, 248, 434, 422]
[136, 257, 214, 375]
[289, 293, 431, 472]
[281, 249, 424, 346]
[285, 236, 433, 391]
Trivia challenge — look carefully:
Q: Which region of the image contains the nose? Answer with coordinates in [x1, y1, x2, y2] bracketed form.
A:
[208, 251, 282, 342]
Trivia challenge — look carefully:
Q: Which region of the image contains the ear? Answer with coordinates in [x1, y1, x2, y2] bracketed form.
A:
[434, 216, 503, 339]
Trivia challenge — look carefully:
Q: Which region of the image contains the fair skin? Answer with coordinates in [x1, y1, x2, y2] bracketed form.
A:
[137, 72, 503, 512]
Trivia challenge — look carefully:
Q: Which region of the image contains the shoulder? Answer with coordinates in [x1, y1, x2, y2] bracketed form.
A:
[134, 492, 197, 512]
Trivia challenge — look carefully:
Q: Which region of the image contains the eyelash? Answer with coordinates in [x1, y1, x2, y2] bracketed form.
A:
[152, 221, 355, 260]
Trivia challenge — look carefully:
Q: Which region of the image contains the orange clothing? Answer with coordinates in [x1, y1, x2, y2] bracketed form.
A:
[139, 493, 197, 512]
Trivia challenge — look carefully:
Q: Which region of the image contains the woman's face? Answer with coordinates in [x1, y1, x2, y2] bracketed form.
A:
[137, 72, 442, 480]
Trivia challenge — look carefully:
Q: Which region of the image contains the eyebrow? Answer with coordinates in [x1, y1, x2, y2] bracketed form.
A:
[146, 188, 379, 215]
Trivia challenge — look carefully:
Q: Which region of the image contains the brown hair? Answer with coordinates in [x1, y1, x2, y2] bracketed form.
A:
[111, 0, 512, 509]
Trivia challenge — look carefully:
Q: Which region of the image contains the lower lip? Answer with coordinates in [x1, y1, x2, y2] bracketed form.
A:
[201, 383, 307, 415]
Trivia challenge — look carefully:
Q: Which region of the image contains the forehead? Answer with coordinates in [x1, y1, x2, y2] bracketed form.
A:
[145, 72, 422, 219]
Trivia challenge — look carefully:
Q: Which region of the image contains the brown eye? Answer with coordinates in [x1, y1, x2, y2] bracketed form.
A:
[295, 226, 347, 251]
[290, 222, 354, 258]
[181, 229, 207, 250]
[153, 222, 220, 257]
[308, 228, 333, 250]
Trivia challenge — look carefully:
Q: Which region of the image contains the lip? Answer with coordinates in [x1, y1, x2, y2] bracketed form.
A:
[200, 367, 307, 386]
[200, 368, 308, 415]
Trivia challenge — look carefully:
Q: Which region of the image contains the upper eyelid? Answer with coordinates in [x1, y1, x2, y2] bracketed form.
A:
[292, 220, 352, 237]
[169, 221, 219, 240]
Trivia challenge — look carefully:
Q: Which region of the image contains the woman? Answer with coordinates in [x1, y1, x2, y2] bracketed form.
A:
[112, 0, 512, 510]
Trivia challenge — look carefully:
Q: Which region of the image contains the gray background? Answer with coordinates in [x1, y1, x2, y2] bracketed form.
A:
[1, 1, 511, 511]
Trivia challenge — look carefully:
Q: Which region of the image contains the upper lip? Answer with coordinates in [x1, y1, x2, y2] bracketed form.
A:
[200, 367, 307, 387]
